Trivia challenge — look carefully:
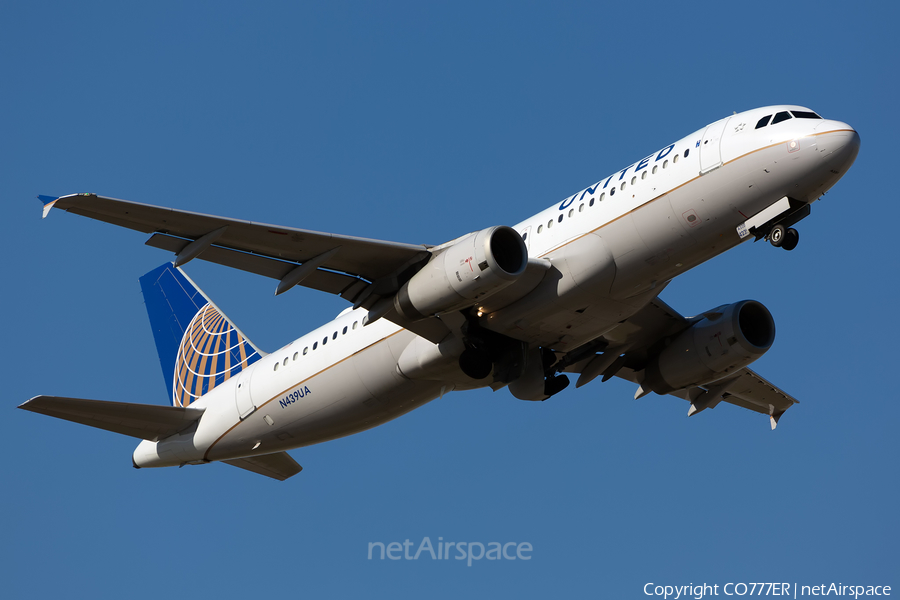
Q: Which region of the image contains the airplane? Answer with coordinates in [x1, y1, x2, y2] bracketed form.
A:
[20, 105, 860, 480]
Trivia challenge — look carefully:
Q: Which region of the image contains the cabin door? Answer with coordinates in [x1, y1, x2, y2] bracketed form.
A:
[699, 116, 731, 174]
[235, 369, 256, 419]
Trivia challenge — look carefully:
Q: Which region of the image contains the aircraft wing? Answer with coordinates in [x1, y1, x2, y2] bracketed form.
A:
[40, 193, 454, 342]
[612, 364, 798, 428]
[42, 193, 430, 287]
[561, 298, 799, 427]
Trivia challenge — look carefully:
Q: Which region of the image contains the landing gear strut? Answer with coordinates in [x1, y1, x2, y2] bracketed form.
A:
[769, 223, 799, 251]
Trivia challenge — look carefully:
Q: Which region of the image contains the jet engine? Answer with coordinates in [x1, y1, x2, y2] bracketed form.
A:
[641, 300, 775, 394]
[393, 226, 528, 321]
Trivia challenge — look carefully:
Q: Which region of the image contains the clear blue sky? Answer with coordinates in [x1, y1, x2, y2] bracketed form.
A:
[3, 2, 896, 598]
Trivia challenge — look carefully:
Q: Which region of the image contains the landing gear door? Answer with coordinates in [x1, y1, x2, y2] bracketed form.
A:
[699, 116, 731, 174]
[235, 369, 256, 420]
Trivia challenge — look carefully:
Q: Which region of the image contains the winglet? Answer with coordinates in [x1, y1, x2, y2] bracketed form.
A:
[37, 195, 60, 219]
[769, 409, 785, 430]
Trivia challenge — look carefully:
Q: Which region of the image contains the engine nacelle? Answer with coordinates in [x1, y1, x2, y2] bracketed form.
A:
[642, 300, 775, 394]
[394, 226, 528, 321]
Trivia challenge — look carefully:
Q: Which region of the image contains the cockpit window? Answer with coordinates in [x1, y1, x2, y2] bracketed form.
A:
[771, 111, 793, 125]
[755, 115, 772, 129]
[791, 110, 822, 119]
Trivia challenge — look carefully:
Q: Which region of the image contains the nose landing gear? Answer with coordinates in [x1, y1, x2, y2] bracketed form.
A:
[768, 223, 799, 251]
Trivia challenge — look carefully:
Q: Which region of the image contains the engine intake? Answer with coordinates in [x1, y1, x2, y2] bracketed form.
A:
[394, 226, 528, 321]
[642, 300, 775, 394]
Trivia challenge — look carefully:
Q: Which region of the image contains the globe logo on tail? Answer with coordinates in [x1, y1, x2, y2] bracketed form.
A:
[173, 302, 260, 407]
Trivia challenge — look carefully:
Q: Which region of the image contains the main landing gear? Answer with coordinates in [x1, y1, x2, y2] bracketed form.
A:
[768, 223, 799, 251]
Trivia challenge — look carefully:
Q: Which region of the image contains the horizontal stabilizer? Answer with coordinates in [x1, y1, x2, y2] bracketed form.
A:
[18, 396, 204, 441]
[223, 452, 303, 481]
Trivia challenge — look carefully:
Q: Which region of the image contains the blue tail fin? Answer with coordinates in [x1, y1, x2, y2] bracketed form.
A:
[139, 263, 264, 407]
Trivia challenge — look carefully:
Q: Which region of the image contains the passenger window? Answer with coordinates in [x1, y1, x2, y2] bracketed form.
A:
[313, 342, 318, 350]
[558, 215, 563, 223]
[771, 111, 792, 125]
[641, 171, 647, 180]
[589, 198, 594, 207]
[599, 192, 605, 201]
[322, 337, 327, 345]
[343, 326, 348, 335]
[652, 165, 658, 174]
[303, 347, 309, 355]
[537, 224, 543, 233]
[293, 352, 298, 361]
[663, 160, 668, 168]
[522, 232, 527, 241]
[673, 154, 680, 164]
[274, 363, 279, 371]
[755, 115, 772, 129]
[610, 187, 616, 196]
[283, 357, 289, 366]
[332, 331, 338, 340]
[630, 176, 636, 185]
[547, 220, 553, 228]
[362, 316, 369, 326]
[352, 321, 358, 330]
[683, 149, 689, 158]
[578, 203, 584, 212]
[568, 208, 574, 218]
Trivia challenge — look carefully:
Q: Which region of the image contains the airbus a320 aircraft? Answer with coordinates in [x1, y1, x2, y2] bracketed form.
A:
[21, 106, 859, 480]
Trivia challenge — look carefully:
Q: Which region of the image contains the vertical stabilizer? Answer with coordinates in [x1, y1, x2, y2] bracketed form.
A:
[139, 263, 264, 407]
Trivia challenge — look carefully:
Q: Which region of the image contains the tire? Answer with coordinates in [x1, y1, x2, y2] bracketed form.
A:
[459, 348, 492, 380]
[543, 374, 570, 397]
[782, 228, 799, 251]
[769, 223, 786, 247]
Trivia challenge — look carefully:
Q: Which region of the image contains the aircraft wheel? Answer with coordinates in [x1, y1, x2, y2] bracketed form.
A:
[543, 374, 570, 397]
[782, 228, 799, 251]
[459, 348, 492, 380]
[769, 223, 786, 247]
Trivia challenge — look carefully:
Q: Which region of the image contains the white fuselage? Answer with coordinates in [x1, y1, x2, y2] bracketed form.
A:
[133, 105, 860, 469]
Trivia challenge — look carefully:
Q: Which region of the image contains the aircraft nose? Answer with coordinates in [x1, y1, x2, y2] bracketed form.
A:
[816, 121, 860, 171]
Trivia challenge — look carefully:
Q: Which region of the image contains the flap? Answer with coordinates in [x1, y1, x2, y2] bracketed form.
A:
[714, 368, 798, 414]
[146, 233, 364, 296]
